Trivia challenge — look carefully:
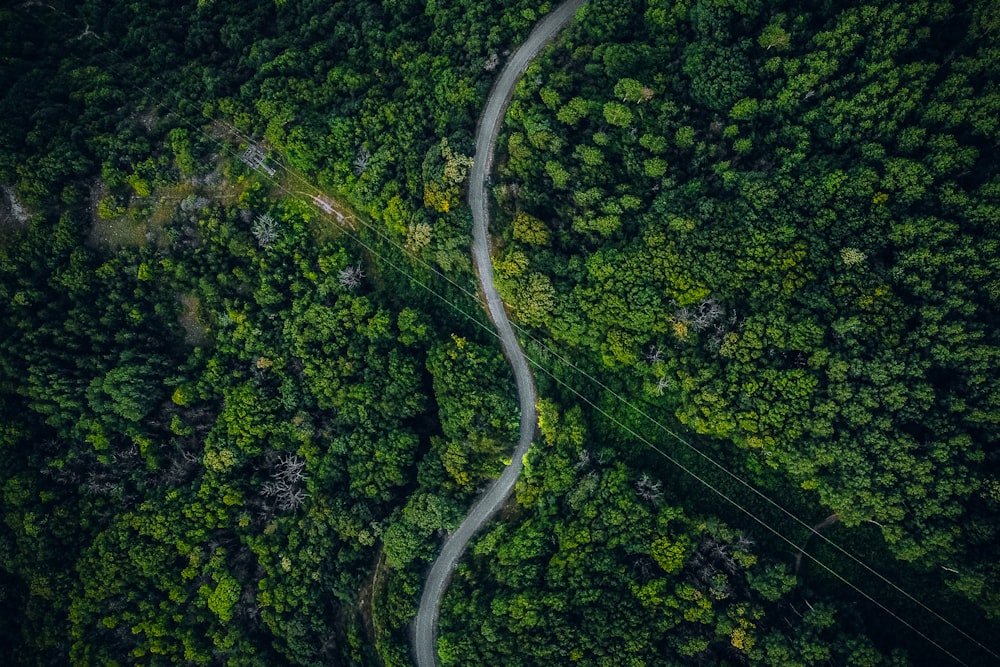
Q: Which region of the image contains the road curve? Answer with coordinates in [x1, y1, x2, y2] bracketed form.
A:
[412, 2, 586, 666]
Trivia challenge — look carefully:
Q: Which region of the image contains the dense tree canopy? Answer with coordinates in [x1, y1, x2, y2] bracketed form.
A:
[0, 0, 538, 660]
[1, 0, 999, 664]
[440, 398, 908, 666]
[490, 0, 1000, 626]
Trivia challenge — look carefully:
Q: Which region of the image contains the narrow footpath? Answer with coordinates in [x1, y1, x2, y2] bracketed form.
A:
[411, 2, 586, 666]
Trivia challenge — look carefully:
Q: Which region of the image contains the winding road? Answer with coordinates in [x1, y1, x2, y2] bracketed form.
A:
[412, 2, 586, 665]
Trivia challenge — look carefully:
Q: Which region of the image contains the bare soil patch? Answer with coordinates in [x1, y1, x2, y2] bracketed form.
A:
[0, 185, 31, 237]
[177, 293, 210, 346]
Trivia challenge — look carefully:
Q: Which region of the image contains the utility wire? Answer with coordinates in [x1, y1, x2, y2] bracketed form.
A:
[529, 357, 972, 667]
[130, 82, 1000, 664]
[219, 81, 1000, 664]
[22, 3, 999, 663]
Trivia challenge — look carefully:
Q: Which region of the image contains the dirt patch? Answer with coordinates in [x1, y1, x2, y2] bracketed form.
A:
[147, 183, 199, 230]
[88, 215, 163, 247]
[86, 179, 165, 248]
[177, 293, 210, 346]
[359, 549, 385, 646]
[87, 160, 246, 250]
[0, 185, 31, 234]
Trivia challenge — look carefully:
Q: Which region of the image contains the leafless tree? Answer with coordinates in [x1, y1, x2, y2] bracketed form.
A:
[111, 443, 139, 465]
[277, 487, 307, 512]
[72, 21, 95, 41]
[483, 53, 499, 72]
[260, 454, 309, 512]
[273, 454, 307, 484]
[41, 466, 79, 486]
[318, 630, 340, 658]
[162, 448, 200, 486]
[672, 306, 692, 325]
[234, 586, 262, 626]
[683, 533, 752, 599]
[635, 473, 663, 502]
[180, 194, 211, 213]
[709, 323, 728, 351]
[260, 479, 285, 498]
[526, 339, 550, 364]
[260, 479, 305, 511]
[339, 264, 365, 290]
[710, 538, 741, 576]
[645, 345, 663, 364]
[692, 297, 724, 331]
[251, 213, 277, 248]
[569, 471, 599, 509]
[652, 375, 673, 396]
[353, 146, 370, 176]
[83, 471, 118, 495]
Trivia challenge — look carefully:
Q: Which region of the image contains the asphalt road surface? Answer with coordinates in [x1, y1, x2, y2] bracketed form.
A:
[412, 2, 587, 666]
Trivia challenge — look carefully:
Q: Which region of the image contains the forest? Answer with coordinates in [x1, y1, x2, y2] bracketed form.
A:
[1, 0, 999, 665]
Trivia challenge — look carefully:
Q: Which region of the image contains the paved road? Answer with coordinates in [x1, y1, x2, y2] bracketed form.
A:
[412, 2, 586, 666]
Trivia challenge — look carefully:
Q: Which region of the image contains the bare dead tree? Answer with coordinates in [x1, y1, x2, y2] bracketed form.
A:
[273, 454, 307, 484]
[259, 454, 309, 512]
[318, 630, 340, 658]
[181, 194, 211, 213]
[710, 540, 731, 560]
[683, 533, 750, 596]
[568, 472, 600, 510]
[692, 297, 724, 332]
[649, 374, 674, 397]
[635, 473, 663, 502]
[251, 213, 278, 248]
[277, 487, 307, 512]
[82, 471, 118, 495]
[38, 438, 60, 455]
[689, 561, 720, 588]
[72, 21, 95, 40]
[645, 345, 663, 364]
[260, 479, 286, 498]
[162, 448, 201, 486]
[338, 264, 365, 290]
[110, 443, 139, 464]
[234, 586, 262, 626]
[353, 146, 370, 176]
[706, 538, 743, 577]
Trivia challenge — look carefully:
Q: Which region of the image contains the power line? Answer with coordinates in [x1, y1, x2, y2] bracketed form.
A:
[189, 82, 990, 667]
[224, 87, 1000, 663]
[150, 92, 1000, 664]
[507, 327, 1000, 662]
[211, 103, 1000, 662]
[22, 3, 999, 663]
[529, 358, 972, 667]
